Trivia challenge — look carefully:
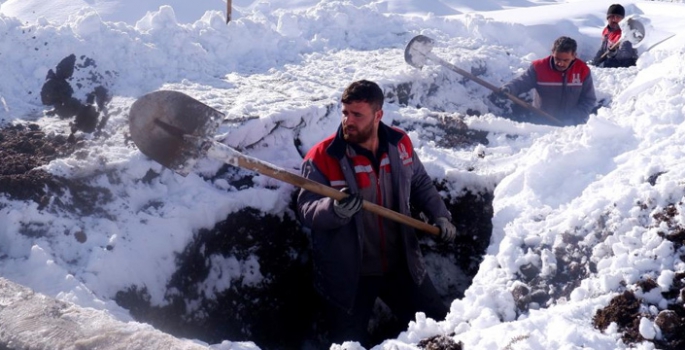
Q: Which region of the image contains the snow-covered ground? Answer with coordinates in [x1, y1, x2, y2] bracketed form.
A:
[1, 0, 685, 349]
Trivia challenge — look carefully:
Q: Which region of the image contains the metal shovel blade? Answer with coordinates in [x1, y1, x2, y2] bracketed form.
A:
[621, 17, 646, 46]
[404, 35, 435, 69]
[128, 90, 224, 176]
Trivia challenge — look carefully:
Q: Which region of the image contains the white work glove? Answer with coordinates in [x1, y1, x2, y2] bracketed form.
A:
[333, 188, 363, 219]
[435, 217, 457, 243]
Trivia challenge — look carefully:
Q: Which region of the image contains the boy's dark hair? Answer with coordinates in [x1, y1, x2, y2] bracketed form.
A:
[552, 36, 577, 54]
[341, 80, 384, 111]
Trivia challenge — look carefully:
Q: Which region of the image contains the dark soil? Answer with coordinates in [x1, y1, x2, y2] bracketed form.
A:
[590, 202, 685, 349]
[0, 124, 63, 201]
[0, 122, 116, 221]
[418, 334, 463, 350]
[0, 123, 74, 205]
[593, 290, 642, 342]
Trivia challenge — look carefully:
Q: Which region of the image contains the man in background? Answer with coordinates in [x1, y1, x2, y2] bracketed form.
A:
[499, 36, 597, 126]
[590, 4, 639, 68]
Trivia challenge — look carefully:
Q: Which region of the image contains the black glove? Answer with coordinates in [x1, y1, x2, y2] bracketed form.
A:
[435, 217, 457, 243]
[606, 42, 619, 58]
[333, 188, 363, 219]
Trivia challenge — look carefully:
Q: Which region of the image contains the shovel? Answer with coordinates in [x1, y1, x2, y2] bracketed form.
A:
[128, 90, 441, 236]
[404, 35, 562, 126]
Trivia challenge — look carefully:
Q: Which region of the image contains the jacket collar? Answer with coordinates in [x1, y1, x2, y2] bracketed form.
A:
[548, 55, 577, 73]
[605, 24, 621, 33]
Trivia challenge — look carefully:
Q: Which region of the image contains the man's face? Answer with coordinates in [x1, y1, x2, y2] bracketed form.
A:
[552, 51, 576, 71]
[342, 101, 381, 145]
[607, 14, 623, 30]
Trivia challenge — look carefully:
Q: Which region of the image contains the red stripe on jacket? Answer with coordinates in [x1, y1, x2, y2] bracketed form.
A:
[532, 56, 591, 88]
[303, 127, 414, 190]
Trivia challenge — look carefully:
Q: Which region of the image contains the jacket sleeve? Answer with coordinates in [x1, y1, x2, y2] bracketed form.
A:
[408, 152, 451, 222]
[591, 37, 609, 65]
[502, 64, 537, 97]
[612, 41, 638, 61]
[297, 159, 352, 231]
[567, 72, 597, 124]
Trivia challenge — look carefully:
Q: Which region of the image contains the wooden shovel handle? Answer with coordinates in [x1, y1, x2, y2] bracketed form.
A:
[600, 41, 621, 60]
[426, 52, 563, 126]
[207, 141, 441, 236]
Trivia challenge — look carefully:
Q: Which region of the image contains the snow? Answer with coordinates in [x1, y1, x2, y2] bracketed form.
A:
[639, 317, 657, 340]
[1, 0, 685, 349]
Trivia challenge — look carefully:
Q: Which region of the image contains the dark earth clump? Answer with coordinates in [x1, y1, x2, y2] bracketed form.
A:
[40, 54, 113, 139]
[418, 334, 462, 350]
[593, 290, 642, 343]
[393, 114, 489, 151]
[513, 231, 597, 313]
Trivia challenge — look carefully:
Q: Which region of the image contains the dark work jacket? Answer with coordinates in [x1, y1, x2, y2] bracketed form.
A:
[297, 122, 451, 312]
[592, 25, 638, 68]
[503, 56, 597, 126]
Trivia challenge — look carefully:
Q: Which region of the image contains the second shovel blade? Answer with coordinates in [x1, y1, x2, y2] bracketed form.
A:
[128, 90, 224, 176]
[404, 34, 435, 69]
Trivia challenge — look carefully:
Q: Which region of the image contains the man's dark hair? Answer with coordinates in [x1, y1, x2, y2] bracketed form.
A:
[552, 36, 577, 54]
[607, 4, 625, 17]
[341, 80, 384, 111]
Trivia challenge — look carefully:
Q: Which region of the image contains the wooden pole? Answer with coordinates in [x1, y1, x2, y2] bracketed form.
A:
[226, 0, 232, 24]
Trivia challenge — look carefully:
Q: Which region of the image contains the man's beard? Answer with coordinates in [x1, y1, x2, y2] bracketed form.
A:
[343, 123, 374, 144]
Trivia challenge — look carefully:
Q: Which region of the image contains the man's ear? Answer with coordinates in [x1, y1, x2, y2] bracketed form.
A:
[376, 109, 383, 121]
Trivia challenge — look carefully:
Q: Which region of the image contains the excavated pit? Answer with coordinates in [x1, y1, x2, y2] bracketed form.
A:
[5, 55, 685, 349]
